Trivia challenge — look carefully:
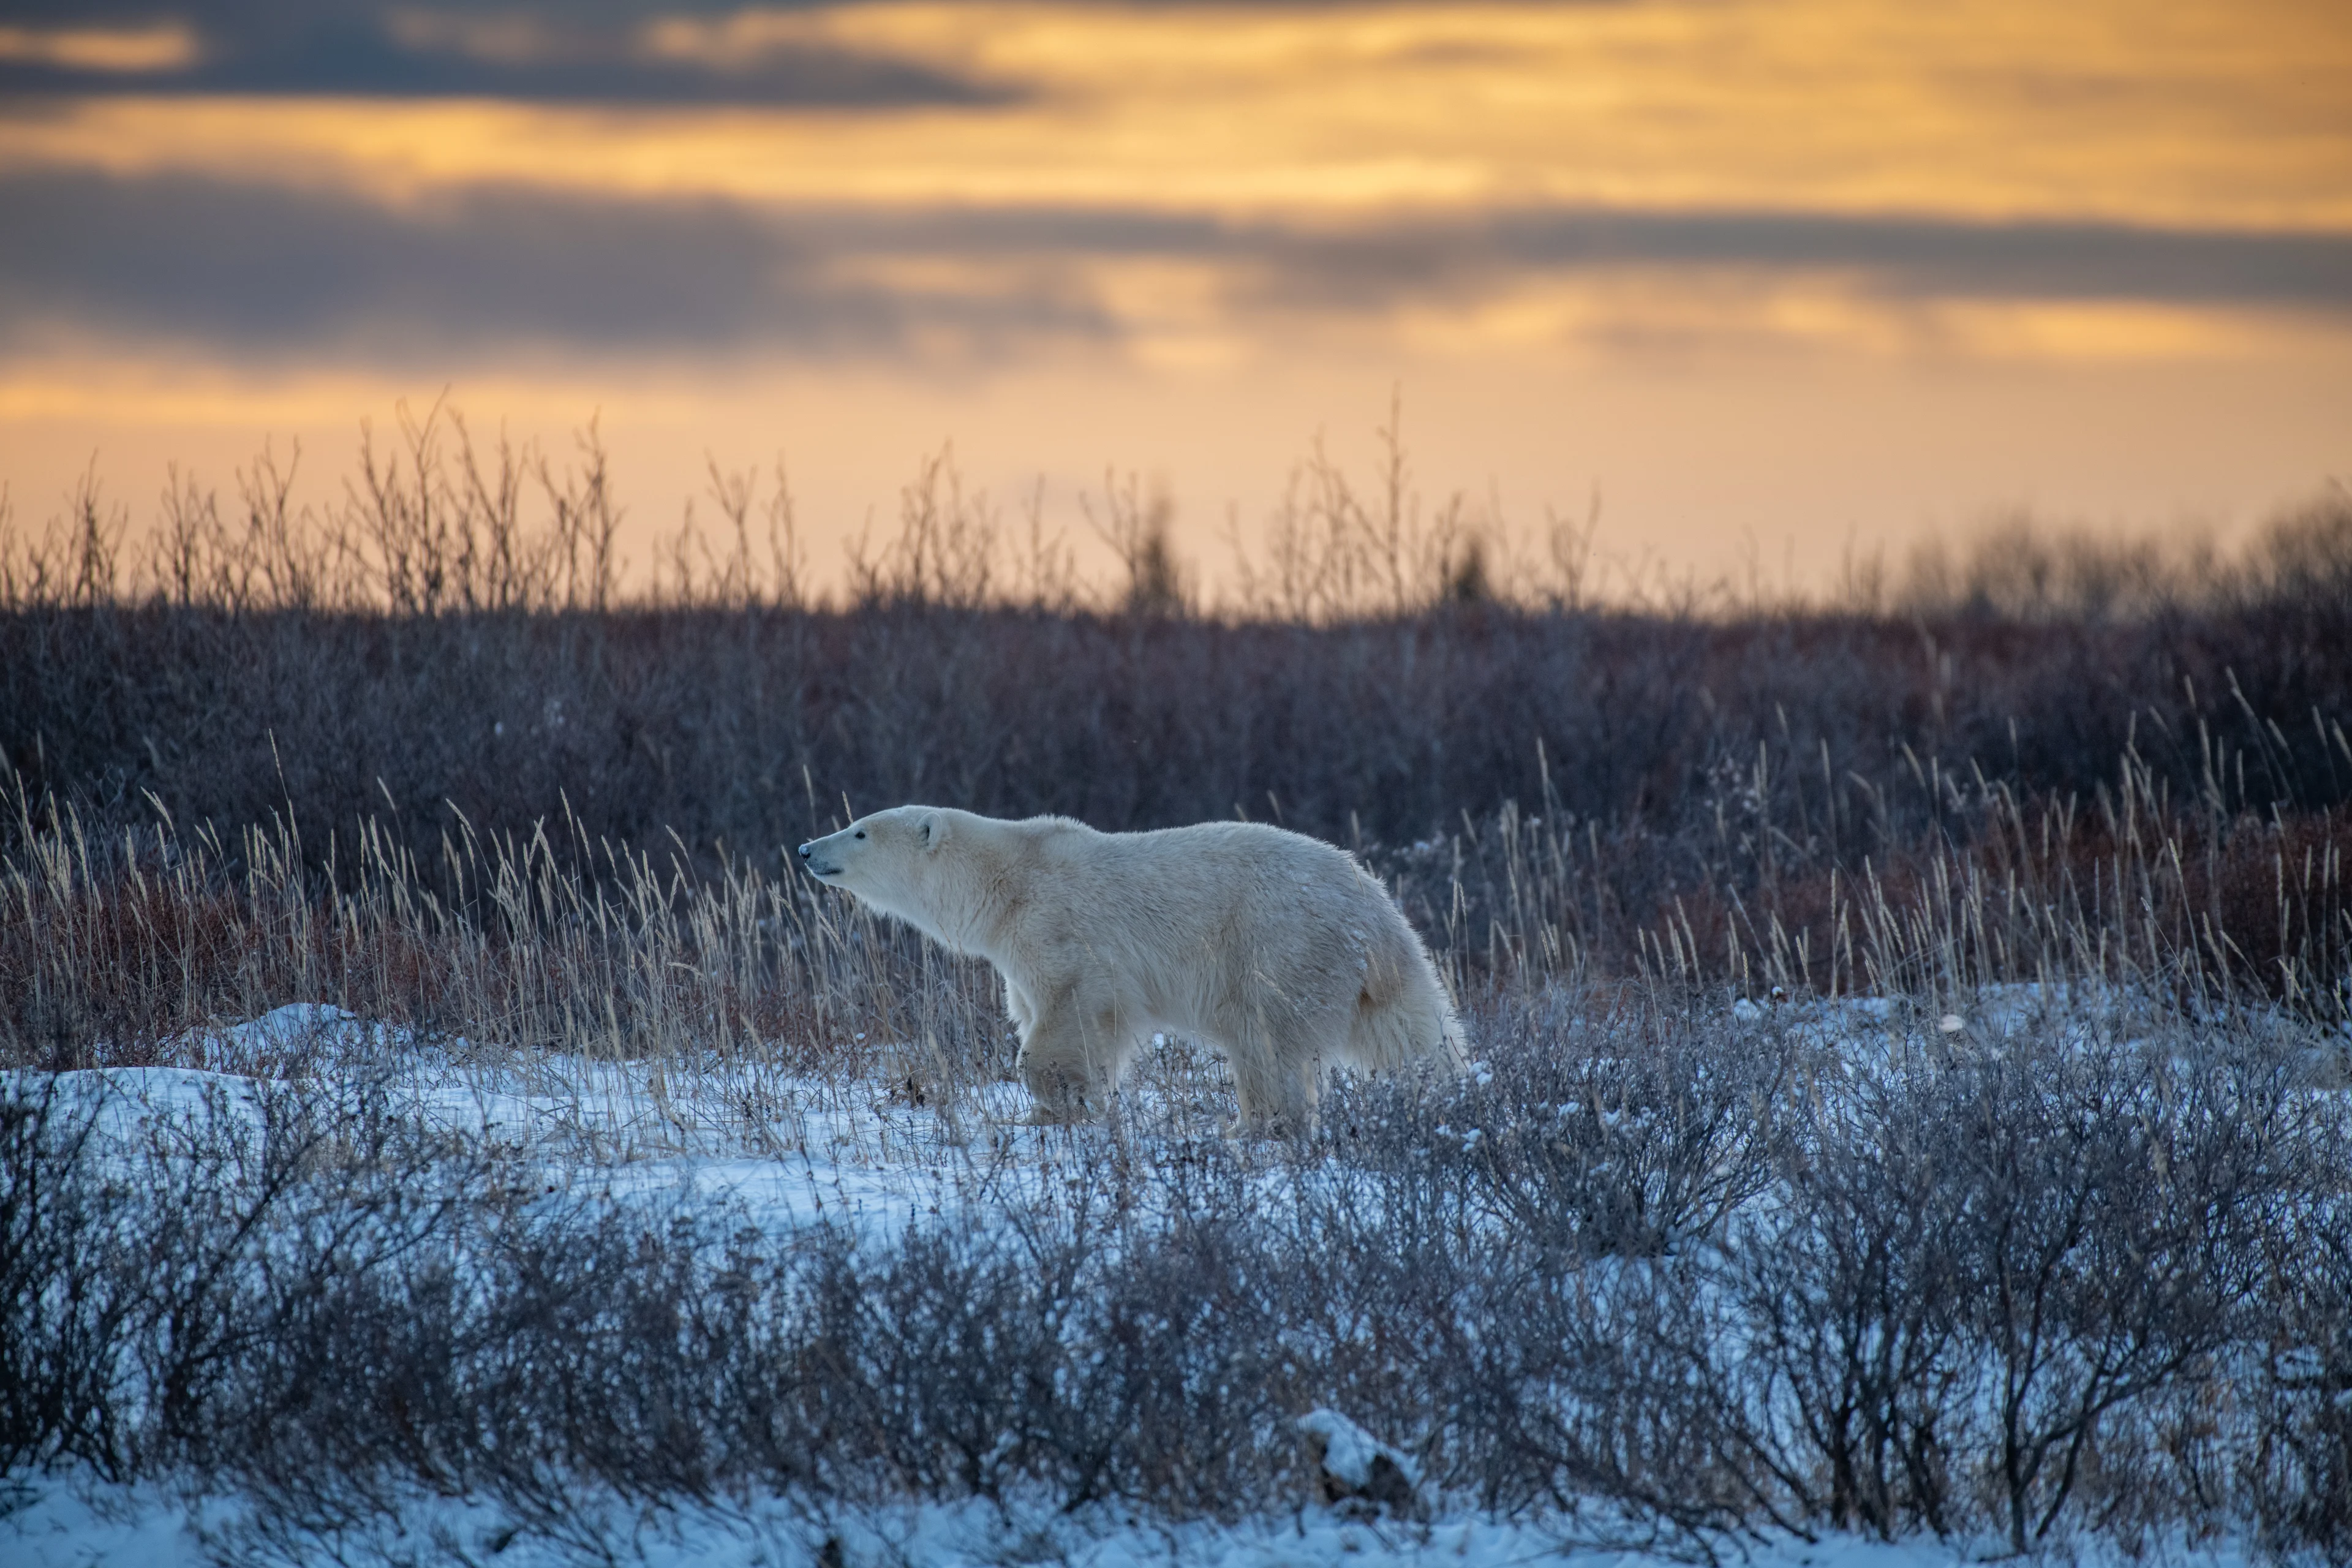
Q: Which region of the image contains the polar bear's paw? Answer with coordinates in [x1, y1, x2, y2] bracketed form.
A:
[1223, 1111, 1302, 1142]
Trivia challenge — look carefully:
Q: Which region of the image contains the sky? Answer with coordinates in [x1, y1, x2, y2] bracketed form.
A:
[1, 0, 2348, 599]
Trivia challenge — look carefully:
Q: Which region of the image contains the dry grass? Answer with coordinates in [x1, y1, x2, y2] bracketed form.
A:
[6, 719, 2345, 1094]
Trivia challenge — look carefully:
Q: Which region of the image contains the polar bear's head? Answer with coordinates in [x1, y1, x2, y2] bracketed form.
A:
[796, 805, 970, 942]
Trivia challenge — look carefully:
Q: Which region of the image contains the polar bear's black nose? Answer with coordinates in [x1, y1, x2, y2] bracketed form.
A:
[796, 842, 812, 859]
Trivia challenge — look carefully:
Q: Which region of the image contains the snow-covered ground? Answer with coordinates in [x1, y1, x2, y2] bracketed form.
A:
[1, 1468, 2250, 1568]
[24, 1003, 1270, 1239]
[6, 995, 2337, 1567]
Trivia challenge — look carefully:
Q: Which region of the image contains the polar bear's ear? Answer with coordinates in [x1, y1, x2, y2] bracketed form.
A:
[919, 811, 946, 851]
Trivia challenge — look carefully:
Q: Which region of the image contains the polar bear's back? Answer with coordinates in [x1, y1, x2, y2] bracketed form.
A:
[1003, 815, 1442, 1052]
[1024, 815, 1387, 935]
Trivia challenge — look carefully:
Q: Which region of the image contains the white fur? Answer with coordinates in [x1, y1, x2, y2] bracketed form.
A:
[797, 807, 1463, 1127]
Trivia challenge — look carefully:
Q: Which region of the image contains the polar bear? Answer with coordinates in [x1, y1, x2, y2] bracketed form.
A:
[796, 807, 1463, 1128]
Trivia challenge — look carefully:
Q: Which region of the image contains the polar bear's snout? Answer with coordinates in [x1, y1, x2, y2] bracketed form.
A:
[796, 839, 841, 878]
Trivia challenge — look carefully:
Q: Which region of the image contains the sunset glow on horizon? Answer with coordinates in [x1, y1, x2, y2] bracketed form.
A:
[2, 0, 2347, 598]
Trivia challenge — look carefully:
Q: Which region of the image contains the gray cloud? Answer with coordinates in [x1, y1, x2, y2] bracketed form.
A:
[1275, 209, 2352, 312]
[0, 171, 1110, 360]
[2, 170, 2345, 369]
[0, 2, 1007, 108]
[700, 202, 2352, 312]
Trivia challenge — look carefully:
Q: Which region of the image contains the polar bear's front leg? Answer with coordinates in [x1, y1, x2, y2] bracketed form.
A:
[1015, 984, 1133, 1122]
[1001, 973, 1038, 1035]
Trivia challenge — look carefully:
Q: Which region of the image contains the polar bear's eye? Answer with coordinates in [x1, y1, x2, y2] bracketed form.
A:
[854, 830, 865, 839]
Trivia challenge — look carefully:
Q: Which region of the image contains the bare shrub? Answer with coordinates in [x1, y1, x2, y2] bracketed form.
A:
[1723, 1055, 1975, 1540]
[1084, 469, 1188, 619]
[1716, 1020, 2337, 1553]
[845, 446, 999, 612]
[0, 1074, 131, 1478]
[2240, 1077, 2352, 1566]
[0, 1071, 475, 1489]
[1322, 986, 1792, 1261]
[1951, 1036, 2279, 1551]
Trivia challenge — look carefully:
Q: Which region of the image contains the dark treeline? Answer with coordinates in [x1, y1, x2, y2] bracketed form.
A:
[4, 587, 2348, 869]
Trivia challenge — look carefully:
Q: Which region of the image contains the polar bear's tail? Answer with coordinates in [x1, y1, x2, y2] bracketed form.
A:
[1346, 940, 1467, 1074]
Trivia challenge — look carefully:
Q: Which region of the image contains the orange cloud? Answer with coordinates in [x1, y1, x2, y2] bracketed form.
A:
[0, 21, 198, 75]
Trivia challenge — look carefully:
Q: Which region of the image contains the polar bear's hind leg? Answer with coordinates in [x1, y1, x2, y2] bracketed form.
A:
[1223, 999, 1348, 1134]
[1348, 943, 1463, 1072]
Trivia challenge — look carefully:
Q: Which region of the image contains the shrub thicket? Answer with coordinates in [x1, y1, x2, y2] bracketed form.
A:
[3, 413, 2346, 872]
[6, 1006, 2348, 1563]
